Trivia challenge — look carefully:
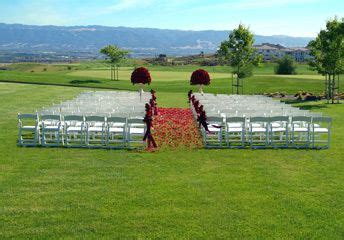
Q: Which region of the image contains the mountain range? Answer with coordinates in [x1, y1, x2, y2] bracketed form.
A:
[0, 23, 314, 57]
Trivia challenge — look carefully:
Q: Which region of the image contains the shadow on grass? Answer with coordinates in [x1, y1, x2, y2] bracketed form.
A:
[69, 79, 102, 84]
[298, 104, 328, 110]
[281, 99, 329, 110]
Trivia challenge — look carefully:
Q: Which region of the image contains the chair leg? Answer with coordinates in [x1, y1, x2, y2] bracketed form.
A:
[242, 131, 245, 148]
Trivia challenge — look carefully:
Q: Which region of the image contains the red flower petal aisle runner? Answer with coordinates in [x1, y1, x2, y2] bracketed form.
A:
[153, 108, 203, 149]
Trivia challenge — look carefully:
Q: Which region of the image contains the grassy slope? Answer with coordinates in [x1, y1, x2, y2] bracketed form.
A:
[0, 82, 343, 239]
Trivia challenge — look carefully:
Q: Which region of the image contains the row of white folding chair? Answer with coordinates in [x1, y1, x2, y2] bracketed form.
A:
[18, 113, 146, 149]
[54, 115, 145, 148]
[201, 116, 331, 149]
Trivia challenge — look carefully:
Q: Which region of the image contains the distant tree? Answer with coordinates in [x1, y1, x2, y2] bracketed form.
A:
[308, 17, 344, 103]
[275, 55, 297, 75]
[100, 45, 130, 81]
[217, 24, 262, 94]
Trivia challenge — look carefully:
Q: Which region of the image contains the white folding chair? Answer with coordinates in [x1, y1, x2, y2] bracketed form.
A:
[311, 117, 331, 149]
[203, 116, 224, 148]
[106, 117, 127, 148]
[291, 116, 311, 149]
[127, 118, 146, 149]
[64, 115, 85, 147]
[269, 116, 289, 148]
[249, 117, 269, 149]
[225, 117, 246, 148]
[18, 113, 40, 146]
[85, 116, 106, 147]
[41, 114, 63, 147]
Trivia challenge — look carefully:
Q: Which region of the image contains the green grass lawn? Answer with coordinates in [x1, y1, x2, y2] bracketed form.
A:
[1, 81, 344, 239]
[1, 64, 341, 95]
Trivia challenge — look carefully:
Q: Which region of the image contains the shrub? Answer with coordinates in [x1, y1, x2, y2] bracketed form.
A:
[275, 56, 296, 75]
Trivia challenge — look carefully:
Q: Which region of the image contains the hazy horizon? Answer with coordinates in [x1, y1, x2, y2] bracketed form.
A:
[0, 0, 343, 38]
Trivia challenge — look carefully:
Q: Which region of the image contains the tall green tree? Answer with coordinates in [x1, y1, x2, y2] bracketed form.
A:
[100, 45, 130, 81]
[308, 17, 344, 103]
[217, 24, 261, 94]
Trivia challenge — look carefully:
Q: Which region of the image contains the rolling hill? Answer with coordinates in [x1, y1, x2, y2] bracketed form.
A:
[0, 23, 313, 57]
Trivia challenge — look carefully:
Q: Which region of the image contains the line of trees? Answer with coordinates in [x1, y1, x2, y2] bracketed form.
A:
[216, 17, 343, 102]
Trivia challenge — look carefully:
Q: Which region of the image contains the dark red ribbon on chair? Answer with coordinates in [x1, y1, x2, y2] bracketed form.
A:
[143, 106, 157, 148]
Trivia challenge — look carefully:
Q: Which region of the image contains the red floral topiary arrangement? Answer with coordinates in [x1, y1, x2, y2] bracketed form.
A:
[190, 69, 210, 94]
[131, 67, 152, 85]
[190, 69, 210, 86]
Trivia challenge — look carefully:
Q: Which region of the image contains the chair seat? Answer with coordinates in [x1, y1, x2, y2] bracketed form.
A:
[64, 121, 82, 127]
[251, 127, 267, 133]
[67, 126, 83, 132]
[43, 126, 59, 130]
[110, 122, 125, 127]
[129, 128, 144, 134]
[293, 127, 308, 132]
[271, 127, 287, 132]
[227, 123, 242, 128]
[313, 128, 328, 133]
[22, 126, 36, 130]
[109, 127, 124, 133]
[271, 122, 281, 128]
[94, 122, 104, 127]
[226, 127, 243, 133]
[129, 123, 144, 127]
[42, 120, 53, 125]
[208, 126, 222, 132]
[88, 126, 103, 132]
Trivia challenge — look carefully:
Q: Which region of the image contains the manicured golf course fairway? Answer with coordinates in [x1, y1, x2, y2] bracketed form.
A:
[0, 63, 343, 239]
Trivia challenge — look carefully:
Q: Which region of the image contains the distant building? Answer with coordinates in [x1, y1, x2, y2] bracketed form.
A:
[254, 43, 312, 62]
[157, 54, 168, 62]
[282, 47, 312, 62]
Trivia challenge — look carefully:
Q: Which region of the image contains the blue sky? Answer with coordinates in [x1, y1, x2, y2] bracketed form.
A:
[0, 0, 343, 37]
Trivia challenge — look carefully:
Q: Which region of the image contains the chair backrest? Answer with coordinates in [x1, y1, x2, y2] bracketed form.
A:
[85, 116, 105, 122]
[41, 114, 61, 121]
[292, 116, 311, 122]
[64, 115, 84, 122]
[127, 118, 144, 125]
[18, 113, 39, 127]
[226, 117, 245, 123]
[18, 113, 38, 120]
[270, 116, 289, 122]
[107, 117, 127, 123]
[207, 116, 224, 124]
[250, 117, 270, 123]
[312, 116, 331, 123]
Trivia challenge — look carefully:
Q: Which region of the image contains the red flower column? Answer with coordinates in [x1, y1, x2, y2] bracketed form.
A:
[190, 69, 211, 95]
[131, 67, 152, 100]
